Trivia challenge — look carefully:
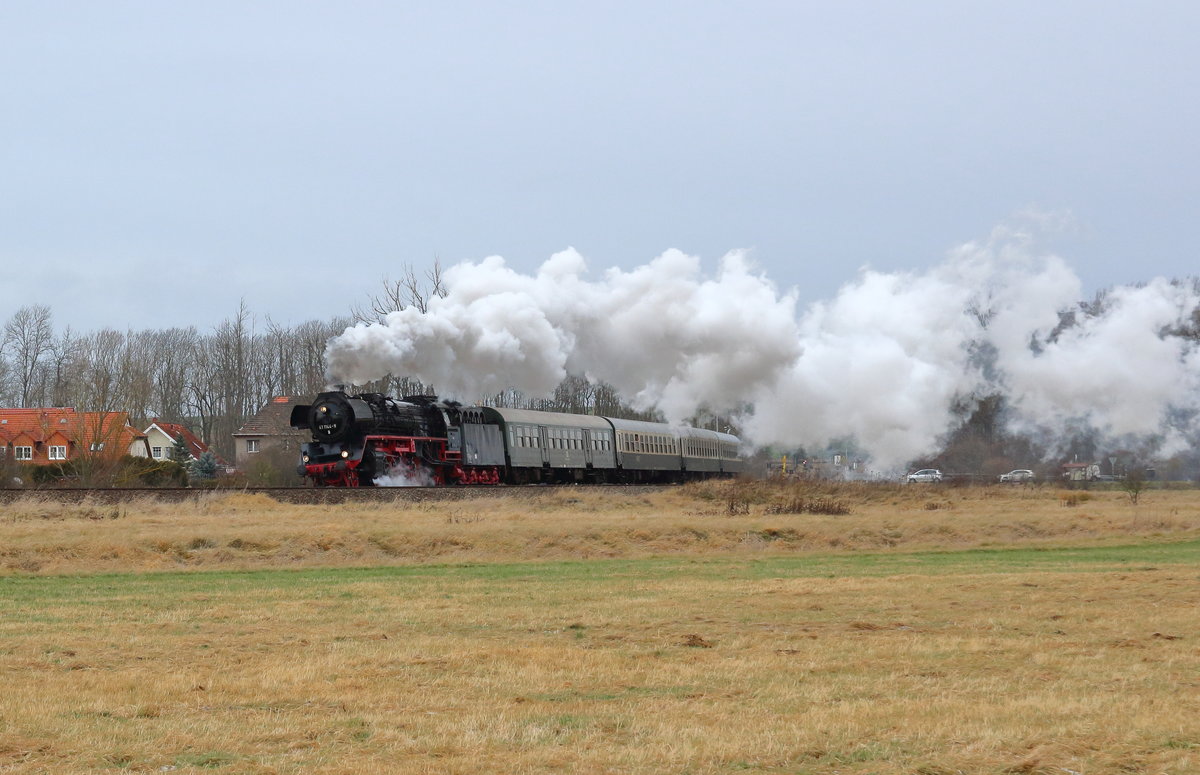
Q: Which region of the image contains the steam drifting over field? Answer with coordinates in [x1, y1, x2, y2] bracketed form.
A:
[326, 225, 1200, 468]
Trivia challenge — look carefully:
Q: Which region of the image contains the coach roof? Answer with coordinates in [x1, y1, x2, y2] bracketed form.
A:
[476, 406, 613, 431]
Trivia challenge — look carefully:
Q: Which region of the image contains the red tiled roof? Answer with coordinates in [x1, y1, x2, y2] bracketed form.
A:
[0, 407, 75, 442]
[145, 420, 229, 466]
[0, 407, 146, 463]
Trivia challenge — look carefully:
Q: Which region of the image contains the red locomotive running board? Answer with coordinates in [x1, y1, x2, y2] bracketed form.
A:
[304, 435, 501, 487]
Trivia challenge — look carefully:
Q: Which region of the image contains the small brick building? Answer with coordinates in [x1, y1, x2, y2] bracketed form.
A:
[232, 396, 312, 470]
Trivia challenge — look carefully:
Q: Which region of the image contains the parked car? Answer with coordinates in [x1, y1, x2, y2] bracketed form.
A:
[998, 469, 1034, 483]
[906, 469, 943, 483]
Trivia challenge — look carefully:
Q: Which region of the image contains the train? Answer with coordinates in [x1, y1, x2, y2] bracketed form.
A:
[290, 389, 742, 486]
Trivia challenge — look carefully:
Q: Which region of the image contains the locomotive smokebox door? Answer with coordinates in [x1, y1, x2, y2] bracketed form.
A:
[289, 405, 312, 429]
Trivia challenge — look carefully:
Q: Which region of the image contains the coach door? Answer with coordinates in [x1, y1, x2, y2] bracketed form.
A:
[537, 425, 550, 466]
[581, 429, 595, 468]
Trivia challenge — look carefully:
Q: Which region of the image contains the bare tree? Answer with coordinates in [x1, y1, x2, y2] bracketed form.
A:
[352, 259, 447, 324]
[211, 301, 254, 453]
[185, 336, 223, 454]
[151, 327, 199, 422]
[0, 342, 13, 405]
[77, 329, 126, 411]
[47, 327, 82, 407]
[1120, 466, 1150, 505]
[3, 304, 54, 407]
[295, 318, 350, 394]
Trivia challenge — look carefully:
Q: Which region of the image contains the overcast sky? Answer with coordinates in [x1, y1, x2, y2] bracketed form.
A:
[2, 1, 1198, 333]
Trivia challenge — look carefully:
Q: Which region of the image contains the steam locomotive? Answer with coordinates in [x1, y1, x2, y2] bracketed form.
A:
[290, 390, 742, 486]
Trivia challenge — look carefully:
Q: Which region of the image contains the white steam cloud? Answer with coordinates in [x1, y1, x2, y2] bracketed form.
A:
[326, 227, 1200, 470]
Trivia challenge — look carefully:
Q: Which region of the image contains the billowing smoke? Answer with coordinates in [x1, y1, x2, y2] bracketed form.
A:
[327, 249, 802, 420]
[326, 227, 1200, 470]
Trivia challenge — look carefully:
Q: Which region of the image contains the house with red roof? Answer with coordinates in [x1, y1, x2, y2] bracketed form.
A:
[142, 420, 229, 469]
[0, 408, 150, 466]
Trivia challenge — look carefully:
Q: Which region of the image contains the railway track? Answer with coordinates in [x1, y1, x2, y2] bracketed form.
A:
[0, 484, 672, 505]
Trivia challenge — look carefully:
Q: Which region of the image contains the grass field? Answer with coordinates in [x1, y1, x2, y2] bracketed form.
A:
[1, 481, 1198, 774]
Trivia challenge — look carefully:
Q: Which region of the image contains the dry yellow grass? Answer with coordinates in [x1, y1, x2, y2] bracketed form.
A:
[1, 480, 1197, 574]
[0, 482, 1198, 773]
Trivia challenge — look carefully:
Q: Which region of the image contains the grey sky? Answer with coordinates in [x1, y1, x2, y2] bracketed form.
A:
[3, 1, 1198, 333]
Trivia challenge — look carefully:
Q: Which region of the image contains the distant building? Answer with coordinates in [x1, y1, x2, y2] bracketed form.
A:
[0, 408, 149, 465]
[232, 396, 311, 469]
[142, 420, 230, 469]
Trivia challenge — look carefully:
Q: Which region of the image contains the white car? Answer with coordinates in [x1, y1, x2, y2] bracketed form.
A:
[906, 469, 943, 483]
[998, 469, 1034, 483]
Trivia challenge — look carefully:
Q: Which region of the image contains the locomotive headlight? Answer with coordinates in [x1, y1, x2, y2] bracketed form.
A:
[302, 454, 310, 463]
[341, 450, 350, 458]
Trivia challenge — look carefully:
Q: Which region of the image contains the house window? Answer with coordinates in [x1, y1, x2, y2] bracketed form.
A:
[152, 446, 163, 458]
[15, 446, 32, 460]
[49, 446, 67, 460]
[247, 439, 260, 453]
[90, 443, 105, 451]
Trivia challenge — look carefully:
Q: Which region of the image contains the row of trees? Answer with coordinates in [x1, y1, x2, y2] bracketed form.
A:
[0, 302, 349, 462]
